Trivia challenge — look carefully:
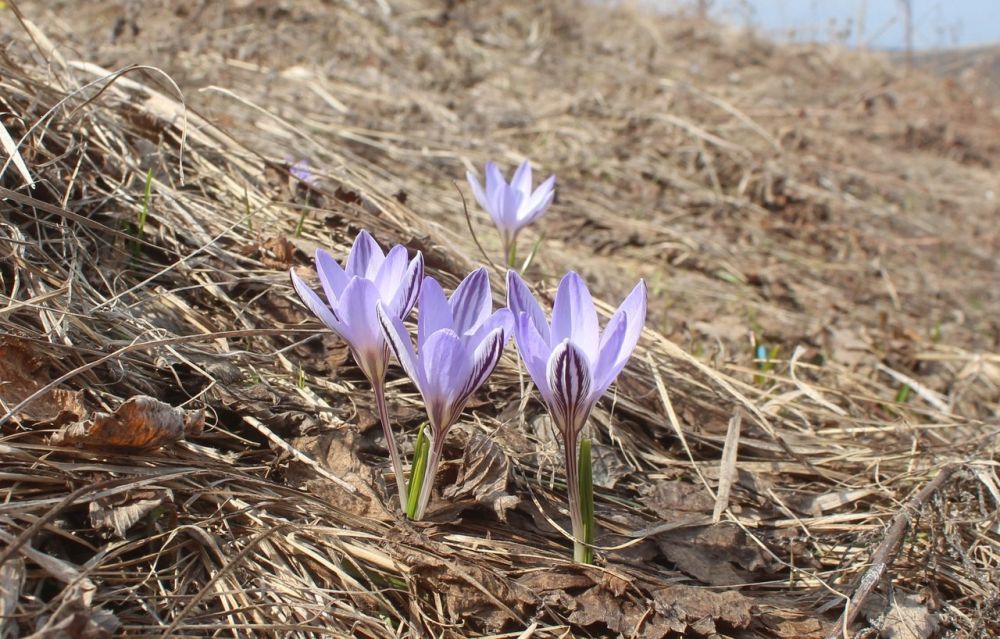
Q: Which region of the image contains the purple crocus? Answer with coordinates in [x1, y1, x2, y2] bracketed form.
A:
[507, 270, 646, 562]
[289, 159, 319, 186]
[466, 160, 555, 266]
[290, 230, 423, 508]
[378, 267, 513, 519]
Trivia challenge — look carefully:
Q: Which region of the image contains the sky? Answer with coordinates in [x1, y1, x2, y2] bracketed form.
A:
[666, 1, 1000, 50]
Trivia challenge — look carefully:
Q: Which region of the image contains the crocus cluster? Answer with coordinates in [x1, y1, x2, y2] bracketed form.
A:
[290, 161, 645, 564]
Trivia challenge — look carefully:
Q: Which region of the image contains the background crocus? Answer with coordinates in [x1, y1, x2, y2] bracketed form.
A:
[466, 160, 555, 268]
[378, 267, 513, 520]
[290, 230, 423, 508]
[507, 270, 646, 563]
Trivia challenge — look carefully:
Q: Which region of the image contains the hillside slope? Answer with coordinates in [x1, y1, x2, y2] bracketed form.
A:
[2, 1, 998, 637]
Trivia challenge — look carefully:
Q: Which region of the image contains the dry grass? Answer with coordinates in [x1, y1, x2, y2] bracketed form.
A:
[1, 1, 999, 637]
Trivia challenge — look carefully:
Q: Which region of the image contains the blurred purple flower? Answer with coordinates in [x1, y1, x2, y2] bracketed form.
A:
[466, 160, 555, 264]
[378, 267, 513, 519]
[290, 230, 423, 507]
[507, 270, 646, 561]
[289, 159, 319, 186]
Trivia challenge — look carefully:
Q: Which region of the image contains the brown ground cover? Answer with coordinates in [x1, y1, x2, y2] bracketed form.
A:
[1, 1, 998, 637]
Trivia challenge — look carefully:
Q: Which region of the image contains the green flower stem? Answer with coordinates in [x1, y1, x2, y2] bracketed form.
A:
[373, 381, 408, 511]
[412, 435, 444, 520]
[506, 238, 518, 269]
[406, 424, 429, 519]
[577, 438, 595, 564]
[562, 428, 594, 564]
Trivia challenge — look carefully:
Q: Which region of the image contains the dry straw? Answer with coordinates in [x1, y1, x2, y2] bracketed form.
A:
[1, 1, 998, 637]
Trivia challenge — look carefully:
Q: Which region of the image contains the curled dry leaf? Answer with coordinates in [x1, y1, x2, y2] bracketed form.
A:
[88, 488, 174, 538]
[51, 395, 204, 451]
[441, 429, 519, 521]
[0, 337, 85, 428]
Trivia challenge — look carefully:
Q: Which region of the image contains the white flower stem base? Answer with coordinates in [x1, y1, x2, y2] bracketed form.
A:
[373, 382, 408, 511]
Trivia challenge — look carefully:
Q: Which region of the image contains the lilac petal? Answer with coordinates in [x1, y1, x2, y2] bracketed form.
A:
[506, 270, 550, 344]
[466, 170, 491, 213]
[417, 276, 453, 348]
[612, 279, 647, 372]
[590, 310, 627, 402]
[521, 181, 555, 224]
[449, 267, 492, 335]
[388, 251, 423, 319]
[485, 162, 505, 205]
[420, 329, 470, 429]
[290, 269, 342, 335]
[501, 186, 525, 230]
[546, 339, 594, 434]
[374, 244, 409, 302]
[377, 302, 425, 391]
[467, 307, 514, 348]
[459, 327, 506, 402]
[524, 174, 556, 214]
[551, 271, 600, 364]
[512, 311, 555, 407]
[492, 183, 512, 235]
[314, 249, 349, 305]
[334, 277, 387, 381]
[346, 230, 385, 280]
[511, 160, 532, 197]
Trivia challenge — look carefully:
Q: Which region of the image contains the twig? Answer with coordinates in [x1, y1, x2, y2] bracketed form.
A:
[456, 181, 503, 278]
[826, 463, 960, 639]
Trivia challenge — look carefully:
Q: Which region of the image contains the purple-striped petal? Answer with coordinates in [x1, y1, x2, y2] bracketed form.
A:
[391, 251, 423, 319]
[290, 269, 343, 335]
[417, 276, 452, 348]
[512, 311, 555, 407]
[506, 270, 551, 344]
[314, 249, 349, 306]
[467, 307, 514, 349]
[377, 302, 425, 392]
[458, 326, 506, 404]
[546, 339, 593, 434]
[449, 267, 492, 336]
[551, 271, 599, 364]
[346, 230, 384, 280]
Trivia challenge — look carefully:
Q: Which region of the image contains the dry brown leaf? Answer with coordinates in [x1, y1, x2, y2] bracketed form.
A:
[441, 429, 519, 520]
[0, 337, 85, 428]
[88, 488, 174, 538]
[50, 395, 204, 451]
[653, 585, 753, 635]
[656, 524, 779, 586]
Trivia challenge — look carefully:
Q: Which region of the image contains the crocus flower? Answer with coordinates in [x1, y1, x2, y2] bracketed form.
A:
[507, 270, 646, 562]
[466, 160, 555, 267]
[290, 230, 423, 508]
[289, 158, 319, 186]
[378, 267, 513, 519]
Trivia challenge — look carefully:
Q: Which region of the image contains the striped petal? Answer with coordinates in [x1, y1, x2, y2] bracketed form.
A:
[377, 302, 425, 392]
[546, 339, 593, 434]
[551, 271, 599, 364]
[449, 267, 491, 336]
[314, 248, 348, 306]
[290, 269, 342, 335]
[458, 326, 506, 405]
